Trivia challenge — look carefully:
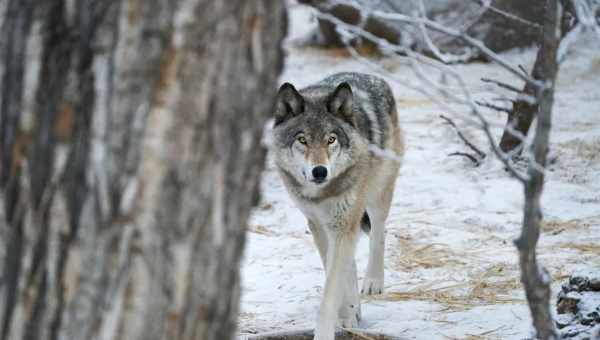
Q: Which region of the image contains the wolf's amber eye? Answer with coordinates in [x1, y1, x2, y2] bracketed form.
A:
[328, 136, 336, 144]
[298, 136, 307, 144]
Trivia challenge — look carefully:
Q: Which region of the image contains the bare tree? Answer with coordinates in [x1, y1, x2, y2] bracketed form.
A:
[0, 1, 286, 340]
[514, 0, 562, 338]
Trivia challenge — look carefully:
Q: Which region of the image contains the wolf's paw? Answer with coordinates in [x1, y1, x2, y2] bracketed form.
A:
[361, 277, 384, 295]
[339, 314, 359, 328]
[338, 306, 361, 328]
[312, 332, 333, 340]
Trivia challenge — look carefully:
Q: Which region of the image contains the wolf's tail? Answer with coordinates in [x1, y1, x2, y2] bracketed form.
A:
[360, 211, 371, 233]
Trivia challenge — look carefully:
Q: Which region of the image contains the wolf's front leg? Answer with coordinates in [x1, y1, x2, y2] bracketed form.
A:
[314, 231, 358, 340]
[338, 259, 360, 328]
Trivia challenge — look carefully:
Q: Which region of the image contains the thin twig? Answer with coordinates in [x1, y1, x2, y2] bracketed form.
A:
[440, 115, 486, 159]
[370, 9, 542, 88]
[416, 0, 474, 63]
[475, 100, 512, 115]
[518, 64, 529, 75]
[470, 0, 544, 29]
[448, 152, 481, 165]
[481, 77, 523, 93]
[471, 107, 529, 184]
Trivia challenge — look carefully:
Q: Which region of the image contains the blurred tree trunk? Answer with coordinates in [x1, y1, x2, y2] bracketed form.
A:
[0, 1, 286, 340]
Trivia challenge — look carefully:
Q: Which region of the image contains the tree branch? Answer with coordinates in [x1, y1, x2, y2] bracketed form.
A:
[440, 114, 486, 160]
[474, 100, 513, 115]
[481, 77, 525, 94]
[370, 8, 543, 87]
[448, 152, 481, 165]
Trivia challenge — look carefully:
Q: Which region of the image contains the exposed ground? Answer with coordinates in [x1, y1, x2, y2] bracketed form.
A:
[239, 5, 600, 340]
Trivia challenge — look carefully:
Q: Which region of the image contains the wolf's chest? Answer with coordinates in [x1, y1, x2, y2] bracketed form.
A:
[293, 193, 355, 227]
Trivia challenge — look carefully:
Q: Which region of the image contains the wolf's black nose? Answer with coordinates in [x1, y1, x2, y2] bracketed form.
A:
[312, 166, 328, 181]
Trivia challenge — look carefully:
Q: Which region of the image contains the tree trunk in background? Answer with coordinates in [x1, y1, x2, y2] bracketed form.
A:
[0, 1, 287, 340]
[498, 1, 575, 154]
[471, 0, 544, 53]
[298, 0, 402, 47]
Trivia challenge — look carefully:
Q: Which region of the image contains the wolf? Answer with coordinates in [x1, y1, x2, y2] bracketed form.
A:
[271, 72, 404, 340]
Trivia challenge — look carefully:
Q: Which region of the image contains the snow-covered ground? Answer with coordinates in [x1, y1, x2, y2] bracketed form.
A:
[239, 5, 600, 340]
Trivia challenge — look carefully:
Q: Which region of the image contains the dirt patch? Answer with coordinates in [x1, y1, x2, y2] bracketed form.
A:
[243, 329, 405, 340]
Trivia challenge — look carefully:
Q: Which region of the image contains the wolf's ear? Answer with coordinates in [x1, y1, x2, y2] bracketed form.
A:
[274, 83, 304, 126]
[328, 82, 355, 127]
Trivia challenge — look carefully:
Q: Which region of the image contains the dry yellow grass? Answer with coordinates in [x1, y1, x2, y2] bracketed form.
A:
[559, 137, 600, 162]
[558, 242, 600, 254]
[379, 264, 568, 311]
[247, 224, 275, 236]
[392, 235, 480, 271]
[541, 217, 596, 235]
[442, 325, 508, 340]
[342, 329, 378, 340]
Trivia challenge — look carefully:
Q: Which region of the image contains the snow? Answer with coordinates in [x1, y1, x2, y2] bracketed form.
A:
[239, 5, 600, 340]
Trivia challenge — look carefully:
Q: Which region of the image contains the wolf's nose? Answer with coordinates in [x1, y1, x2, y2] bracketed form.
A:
[312, 166, 328, 181]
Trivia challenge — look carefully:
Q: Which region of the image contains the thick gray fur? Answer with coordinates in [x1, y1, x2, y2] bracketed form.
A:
[301, 72, 397, 149]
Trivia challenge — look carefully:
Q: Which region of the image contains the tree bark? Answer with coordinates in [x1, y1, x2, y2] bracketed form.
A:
[498, 1, 575, 154]
[498, 54, 544, 154]
[514, 0, 561, 339]
[0, 1, 287, 340]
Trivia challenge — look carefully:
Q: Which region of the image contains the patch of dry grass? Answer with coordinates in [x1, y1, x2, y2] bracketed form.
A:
[557, 242, 600, 255]
[392, 234, 480, 271]
[248, 224, 276, 236]
[541, 217, 596, 235]
[379, 264, 568, 311]
[442, 325, 509, 340]
[559, 137, 600, 163]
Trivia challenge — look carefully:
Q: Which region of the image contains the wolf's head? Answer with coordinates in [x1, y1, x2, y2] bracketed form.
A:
[271, 81, 368, 198]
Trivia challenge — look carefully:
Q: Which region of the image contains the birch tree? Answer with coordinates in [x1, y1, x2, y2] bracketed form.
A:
[0, 1, 286, 340]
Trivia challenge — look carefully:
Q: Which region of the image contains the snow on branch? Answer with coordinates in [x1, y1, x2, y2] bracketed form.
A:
[470, 0, 544, 29]
[368, 8, 543, 87]
[440, 114, 486, 165]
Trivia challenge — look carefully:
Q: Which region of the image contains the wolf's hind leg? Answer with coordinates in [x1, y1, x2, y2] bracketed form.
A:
[361, 204, 386, 295]
[362, 165, 397, 295]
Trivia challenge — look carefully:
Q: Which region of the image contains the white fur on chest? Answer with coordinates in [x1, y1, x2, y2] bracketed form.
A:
[292, 191, 356, 228]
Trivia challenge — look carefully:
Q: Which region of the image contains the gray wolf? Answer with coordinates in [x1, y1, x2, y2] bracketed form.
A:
[271, 72, 404, 340]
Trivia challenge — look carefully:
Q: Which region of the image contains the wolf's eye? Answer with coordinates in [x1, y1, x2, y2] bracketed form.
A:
[328, 136, 336, 144]
[298, 136, 307, 144]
